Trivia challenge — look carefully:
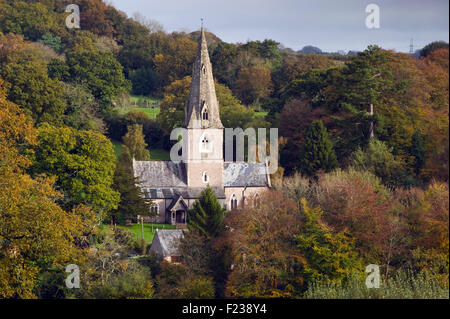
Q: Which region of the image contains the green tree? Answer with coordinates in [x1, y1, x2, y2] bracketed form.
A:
[39, 33, 62, 52]
[0, 48, 66, 126]
[296, 198, 363, 283]
[122, 124, 150, 160]
[66, 45, 131, 109]
[351, 139, 408, 188]
[0, 81, 96, 298]
[188, 186, 226, 239]
[62, 82, 105, 132]
[299, 120, 338, 177]
[32, 124, 120, 215]
[409, 130, 426, 176]
[110, 148, 152, 225]
[0, 1, 60, 41]
[420, 41, 449, 58]
[130, 67, 160, 96]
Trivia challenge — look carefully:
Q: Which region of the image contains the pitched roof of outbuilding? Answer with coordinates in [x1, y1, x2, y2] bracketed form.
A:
[150, 229, 185, 257]
[223, 162, 270, 187]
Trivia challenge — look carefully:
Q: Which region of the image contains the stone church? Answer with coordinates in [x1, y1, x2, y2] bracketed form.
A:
[132, 28, 271, 226]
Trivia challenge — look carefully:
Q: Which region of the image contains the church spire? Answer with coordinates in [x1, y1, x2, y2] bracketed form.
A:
[184, 27, 223, 129]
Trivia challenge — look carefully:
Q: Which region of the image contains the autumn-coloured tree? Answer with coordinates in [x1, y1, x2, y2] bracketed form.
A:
[224, 191, 305, 298]
[279, 98, 328, 174]
[235, 65, 272, 105]
[296, 198, 363, 283]
[153, 37, 197, 86]
[0, 80, 96, 298]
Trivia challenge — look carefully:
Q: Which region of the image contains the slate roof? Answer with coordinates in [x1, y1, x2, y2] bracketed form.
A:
[133, 160, 186, 188]
[223, 162, 269, 187]
[150, 229, 185, 257]
[142, 187, 226, 199]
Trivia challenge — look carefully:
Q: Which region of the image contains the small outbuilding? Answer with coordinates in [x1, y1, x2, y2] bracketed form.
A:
[150, 229, 185, 263]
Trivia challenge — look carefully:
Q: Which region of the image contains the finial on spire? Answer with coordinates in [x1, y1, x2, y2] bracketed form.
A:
[201, 18, 204, 29]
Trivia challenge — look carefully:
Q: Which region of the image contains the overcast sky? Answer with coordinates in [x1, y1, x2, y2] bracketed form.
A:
[109, 0, 449, 53]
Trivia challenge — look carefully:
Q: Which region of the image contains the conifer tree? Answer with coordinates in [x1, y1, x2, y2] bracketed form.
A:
[299, 120, 338, 177]
[410, 130, 426, 175]
[188, 186, 226, 239]
[122, 124, 150, 160]
[110, 146, 152, 224]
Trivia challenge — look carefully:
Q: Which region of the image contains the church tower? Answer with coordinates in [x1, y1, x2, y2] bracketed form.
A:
[184, 27, 224, 188]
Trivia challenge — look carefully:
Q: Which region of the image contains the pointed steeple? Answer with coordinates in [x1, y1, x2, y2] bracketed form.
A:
[184, 27, 223, 129]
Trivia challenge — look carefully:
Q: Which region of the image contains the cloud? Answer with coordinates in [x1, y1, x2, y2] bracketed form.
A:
[109, 0, 449, 52]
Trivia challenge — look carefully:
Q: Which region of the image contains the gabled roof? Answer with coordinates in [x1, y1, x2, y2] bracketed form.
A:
[133, 160, 186, 188]
[166, 194, 188, 211]
[150, 229, 185, 257]
[223, 162, 270, 187]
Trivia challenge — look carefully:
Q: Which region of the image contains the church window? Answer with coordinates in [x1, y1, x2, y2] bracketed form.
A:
[151, 203, 159, 215]
[202, 108, 209, 120]
[202, 171, 209, 183]
[200, 133, 212, 153]
[230, 194, 238, 210]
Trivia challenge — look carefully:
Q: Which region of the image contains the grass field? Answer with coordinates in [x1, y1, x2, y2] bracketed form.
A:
[130, 95, 160, 105]
[111, 140, 123, 159]
[254, 111, 268, 117]
[117, 223, 176, 243]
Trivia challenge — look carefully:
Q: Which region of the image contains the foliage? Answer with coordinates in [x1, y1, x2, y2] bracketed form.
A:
[39, 33, 62, 52]
[235, 65, 272, 105]
[32, 124, 119, 215]
[0, 39, 66, 125]
[0, 1, 61, 41]
[299, 120, 337, 178]
[225, 191, 305, 298]
[62, 82, 105, 132]
[153, 37, 197, 86]
[304, 270, 449, 299]
[130, 67, 160, 96]
[420, 41, 449, 58]
[77, 230, 154, 299]
[188, 186, 227, 239]
[351, 139, 408, 188]
[65, 45, 131, 108]
[296, 199, 363, 283]
[122, 124, 151, 160]
[110, 150, 152, 225]
[0, 83, 95, 298]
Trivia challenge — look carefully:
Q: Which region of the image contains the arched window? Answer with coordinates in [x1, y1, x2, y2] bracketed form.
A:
[200, 132, 212, 153]
[201, 101, 209, 122]
[230, 194, 238, 210]
[202, 108, 208, 120]
[202, 171, 209, 183]
[150, 203, 159, 215]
